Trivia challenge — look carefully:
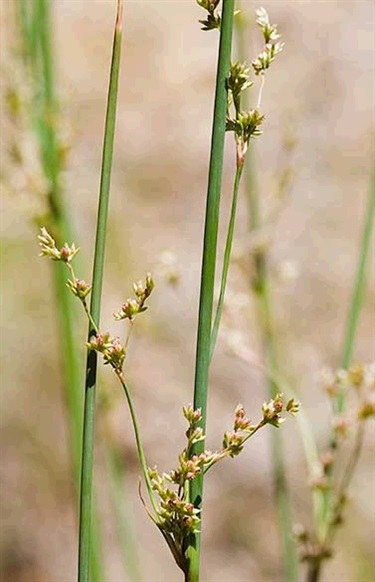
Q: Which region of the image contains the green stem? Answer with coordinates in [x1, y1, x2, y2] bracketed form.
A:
[117, 374, 158, 514]
[337, 170, 375, 411]
[78, 3, 123, 581]
[186, 1, 235, 579]
[210, 164, 244, 359]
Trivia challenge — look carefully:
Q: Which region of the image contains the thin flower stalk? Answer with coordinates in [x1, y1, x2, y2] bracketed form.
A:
[210, 163, 243, 360]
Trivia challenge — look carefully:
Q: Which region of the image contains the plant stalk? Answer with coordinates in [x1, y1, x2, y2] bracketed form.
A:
[210, 164, 244, 358]
[78, 2, 123, 581]
[186, 1, 235, 579]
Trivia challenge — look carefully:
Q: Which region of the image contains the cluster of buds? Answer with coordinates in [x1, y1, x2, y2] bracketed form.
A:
[168, 451, 208, 486]
[252, 7, 284, 75]
[227, 62, 253, 115]
[222, 404, 255, 457]
[145, 398, 299, 570]
[224, 8, 283, 166]
[66, 278, 92, 300]
[196, 0, 221, 31]
[38, 226, 79, 264]
[39, 227, 92, 303]
[226, 108, 265, 164]
[148, 467, 201, 538]
[262, 393, 300, 427]
[87, 332, 126, 372]
[113, 273, 154, 321]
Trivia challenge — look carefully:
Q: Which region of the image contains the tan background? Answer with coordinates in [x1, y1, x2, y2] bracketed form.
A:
[1, 1, 374, 581]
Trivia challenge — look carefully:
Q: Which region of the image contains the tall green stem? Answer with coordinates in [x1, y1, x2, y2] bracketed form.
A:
[78, 3, 123, 581]
[186, 1, 235, 580]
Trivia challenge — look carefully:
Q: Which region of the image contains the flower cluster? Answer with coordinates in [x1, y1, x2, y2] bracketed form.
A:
[66, 278, 92, 300]
[39, 227, 92, 302]
[222, 404, 255, 457]
[149, 468, 201, 537]
[38, 226, 79, 263]
[87, 332, 126, 372]
[262, 393, 300, 426]
[196, 0, 221, 31]
[145, 396, 299, 572]
[113, 274, 154, 321]
[252, 7, 284, 75]
[227, 61, 253, 115]
[225, 7, 283, 167]
[38, 227, 155, 377]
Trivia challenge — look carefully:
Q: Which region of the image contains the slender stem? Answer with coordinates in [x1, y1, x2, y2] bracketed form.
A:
[78, 3, 123, 581]
[186, 2, 235, 579]
[116, 373, 158, 514]
[210, 164, 244, 359]
[337, 170, 375, 412]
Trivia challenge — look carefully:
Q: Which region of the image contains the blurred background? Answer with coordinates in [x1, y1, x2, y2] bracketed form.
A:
[0, 1, 374, 581]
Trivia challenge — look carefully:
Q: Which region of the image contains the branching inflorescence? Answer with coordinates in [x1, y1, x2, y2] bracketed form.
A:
[38, 225, 300, 574]
[38, 227, 153, 380]
[148, 396, 299, 571]
[38, 4, 299, 580]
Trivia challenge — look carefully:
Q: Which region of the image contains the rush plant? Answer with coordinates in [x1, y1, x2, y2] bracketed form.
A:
[37, 2, 301, 582]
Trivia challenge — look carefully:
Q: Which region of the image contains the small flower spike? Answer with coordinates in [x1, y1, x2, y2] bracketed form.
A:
[87, 332, 126, 372]
[38, 226, 79, 263]
[66, 278, 92, 300]
[196, 0, 221, 31]
[113, 273, 155, 321]
[252, 7, 284, 75]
